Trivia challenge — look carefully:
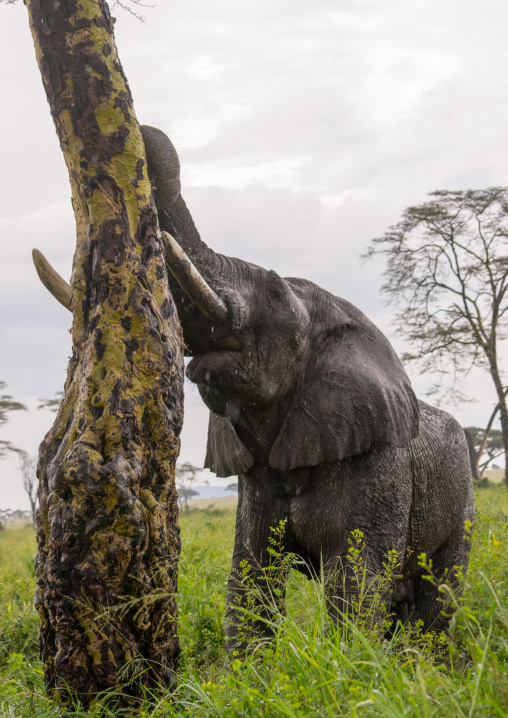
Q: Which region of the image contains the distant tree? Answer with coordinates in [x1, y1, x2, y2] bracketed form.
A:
[464, 386, 508, 478]
[175, 462, 204, 511]
[368, 188, 508, 486]
[37, 392, 64, 413]
[226, 482, 238, 495]
[465, 426, 505, 476]
[0, 381, 27, 459]
[19, 452, 38, 524]
[0, 508, 32, 527]
[463, 429, 481, 479]
[177, 487, 200, 510]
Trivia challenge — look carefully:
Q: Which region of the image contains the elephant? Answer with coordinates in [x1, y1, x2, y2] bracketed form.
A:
[34, 125, 475, 651]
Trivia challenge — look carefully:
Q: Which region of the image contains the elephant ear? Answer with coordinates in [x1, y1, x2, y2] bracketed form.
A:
[204, 412, 254, 478]
[269, 293, 420, 471]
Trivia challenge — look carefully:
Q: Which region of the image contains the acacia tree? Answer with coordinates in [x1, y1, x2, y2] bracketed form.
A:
[465, 427, 505, 475]
[175, 462, 202, 511]
[369, 188, 508, 484]
[19, 0, 185, 707]
[0, 381, 27, 459]
[19, 452, 38, 524]
[464, 385, 508, 477]
[38, 392, 64, 413]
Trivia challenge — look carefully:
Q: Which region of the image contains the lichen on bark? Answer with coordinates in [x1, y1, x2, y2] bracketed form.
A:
[25, 0, 184, 707]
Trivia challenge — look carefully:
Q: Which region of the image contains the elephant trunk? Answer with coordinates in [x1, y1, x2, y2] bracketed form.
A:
[141, 126, 222, 284]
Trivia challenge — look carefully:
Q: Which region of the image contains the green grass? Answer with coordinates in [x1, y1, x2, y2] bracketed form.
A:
[1, 490, 508, 716]
[0, 525, 39, 666]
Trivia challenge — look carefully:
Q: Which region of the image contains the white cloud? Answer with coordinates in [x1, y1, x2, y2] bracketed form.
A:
[186, 154, 310, 190]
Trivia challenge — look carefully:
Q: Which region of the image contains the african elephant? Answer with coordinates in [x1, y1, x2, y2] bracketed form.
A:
[34, 126, 474, 650]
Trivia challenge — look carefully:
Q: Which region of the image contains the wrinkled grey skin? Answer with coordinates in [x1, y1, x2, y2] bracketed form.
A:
[142, 126, 474, 649]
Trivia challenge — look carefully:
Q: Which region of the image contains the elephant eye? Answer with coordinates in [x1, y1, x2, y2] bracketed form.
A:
[267, 288, 281, 303]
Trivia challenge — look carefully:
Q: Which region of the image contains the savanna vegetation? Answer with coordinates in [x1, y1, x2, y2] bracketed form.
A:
[1, 486, 507, 717]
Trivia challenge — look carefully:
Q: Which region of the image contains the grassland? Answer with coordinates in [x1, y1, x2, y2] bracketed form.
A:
[1, 487, 508, 716]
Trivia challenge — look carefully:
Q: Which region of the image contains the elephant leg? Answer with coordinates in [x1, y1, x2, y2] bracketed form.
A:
[326, 580, 394, 633]
[411, 525, 471, 632]
[225, 490, 290, 656]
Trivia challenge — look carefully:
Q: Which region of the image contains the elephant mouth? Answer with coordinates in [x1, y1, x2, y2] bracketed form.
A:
[186, 346, 244, 386]
[209, 335, 244, 352]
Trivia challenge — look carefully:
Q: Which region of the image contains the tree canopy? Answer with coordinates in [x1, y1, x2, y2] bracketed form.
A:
[0, 381, 26, 459]
[176, 462, 203, 510]
[369, 187, 508, 480]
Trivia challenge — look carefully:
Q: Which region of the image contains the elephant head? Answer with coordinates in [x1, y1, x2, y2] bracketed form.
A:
[34, 126, 420, 477]
[199, 272, 420, 476]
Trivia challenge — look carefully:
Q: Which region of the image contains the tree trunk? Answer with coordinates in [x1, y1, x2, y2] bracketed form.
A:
[499, 404, 508, 489]
[26, 0, 184, 708]
[29, 495, 37, 526]
[474, 388, 508, 477]
[488, 359, 508, 489]
[463, 429, 480, 479]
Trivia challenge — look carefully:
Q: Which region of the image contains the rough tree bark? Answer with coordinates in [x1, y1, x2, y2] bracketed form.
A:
[25, 0, 184, 707]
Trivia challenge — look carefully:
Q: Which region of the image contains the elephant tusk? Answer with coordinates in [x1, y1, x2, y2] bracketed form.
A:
[32, 236, 228, 325]
[161, 231, 228, 324]
[32, 248, 72, 311]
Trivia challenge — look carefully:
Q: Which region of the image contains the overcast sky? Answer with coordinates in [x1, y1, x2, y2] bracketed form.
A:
[1, 0, 507, 509]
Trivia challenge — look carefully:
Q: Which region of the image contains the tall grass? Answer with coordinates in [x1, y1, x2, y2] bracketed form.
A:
[0, 525, 39, 666]
[1, 490, 508, 716]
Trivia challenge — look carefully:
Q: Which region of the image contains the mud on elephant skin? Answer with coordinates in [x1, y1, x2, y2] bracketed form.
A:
[33, 125, 475, 652]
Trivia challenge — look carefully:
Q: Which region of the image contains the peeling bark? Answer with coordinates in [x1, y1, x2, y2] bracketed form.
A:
[26, 0, 184, 707]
